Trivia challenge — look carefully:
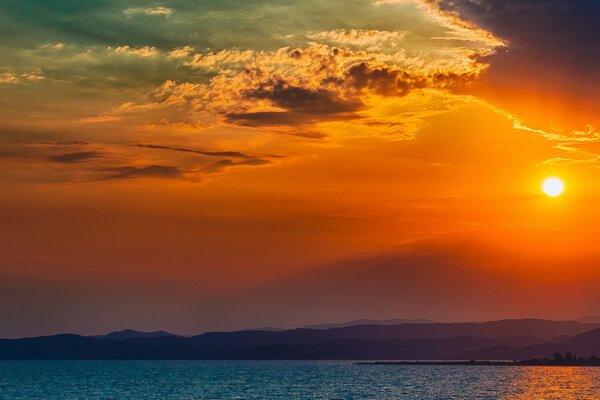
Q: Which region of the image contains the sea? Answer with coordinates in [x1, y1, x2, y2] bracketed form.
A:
[1, 360, 600, 399]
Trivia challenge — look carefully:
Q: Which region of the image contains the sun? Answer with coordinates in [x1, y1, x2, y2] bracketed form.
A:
[542, 177, 565, 197]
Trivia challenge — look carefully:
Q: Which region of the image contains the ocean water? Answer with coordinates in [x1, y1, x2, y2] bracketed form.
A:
[1, 361, 600, 399]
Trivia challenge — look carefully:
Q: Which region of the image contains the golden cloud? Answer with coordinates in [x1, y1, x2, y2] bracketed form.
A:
[305, 29, 407, 49]
[95, 39, 491, 137]
[0, 72, 45, 84]
[168, 46, 195, 59]
[113, 45, 159, 58]
[123, 7, 173, 17]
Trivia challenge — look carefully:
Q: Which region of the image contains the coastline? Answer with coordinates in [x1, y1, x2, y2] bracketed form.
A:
[359, 359, 600, 367]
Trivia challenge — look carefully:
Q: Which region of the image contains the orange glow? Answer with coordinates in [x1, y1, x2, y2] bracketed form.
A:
[1, 0, 600, 337]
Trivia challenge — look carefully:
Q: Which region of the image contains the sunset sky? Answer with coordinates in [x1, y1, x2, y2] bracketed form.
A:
[2, 0, 600, 338]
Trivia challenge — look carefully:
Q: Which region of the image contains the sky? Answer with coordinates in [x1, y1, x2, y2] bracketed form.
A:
[2, 0, 600, 338]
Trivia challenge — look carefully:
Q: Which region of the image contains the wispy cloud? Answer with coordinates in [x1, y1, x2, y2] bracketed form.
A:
[2, 139, 281, 183]
[39, 43, 65, 50]
[306, 29, 407, 49]
[48, 151, 101, 163]
[204, 158, 273, 174]
[0, 72, 45, 84]
[123, 6, 173, 17]
[102, 164, 182, 180]
[0, 73, 19, 84]
[135, 144, 256, 159]
[113, 45, 159, 58]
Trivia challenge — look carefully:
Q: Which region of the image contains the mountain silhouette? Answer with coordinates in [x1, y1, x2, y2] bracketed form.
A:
[91, 329, 181, 340]
[303, 318, 436, 330]
[0, 319, 598, 360]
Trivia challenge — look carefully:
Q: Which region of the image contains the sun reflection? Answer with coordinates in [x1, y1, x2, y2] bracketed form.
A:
[501, 367, 599, 399]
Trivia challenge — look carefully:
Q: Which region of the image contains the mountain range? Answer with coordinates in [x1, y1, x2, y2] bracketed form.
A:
[90, 329, 182, 340]
[303, 318, 436, 330]
[2, 319, 600, 360]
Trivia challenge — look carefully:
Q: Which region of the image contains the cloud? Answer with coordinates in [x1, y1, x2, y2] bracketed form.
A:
[123, 7, 173, 17]
[0, 73, 19, 84]
[423, 0, 600, 130]
[48, 151, 100, 163]
[224, 111, 359, 128]
[103, 165, 182, 180]
[204, 158, 273, 174]
[101, 158, 273, 180]
[104, 43, 484, 134]
[9, 0, 500, 140]
[144, 7, 173, 16]
[40, 43, 65, 50]
[306, 29, 407, 49]
[374, 0, 503, 48]
[223, 75, 367, 128]
[222, 59, 478, 129]
[184, 49, 255, 70]
[0, 72, 45, 84]
[244, 80, 363, 114]
[135, 144, 255, 159]
[168, 46, 194, 59]
[113, 45, 159, 58]
[26, 140, 91, 146]
[0, 138, 281, 183]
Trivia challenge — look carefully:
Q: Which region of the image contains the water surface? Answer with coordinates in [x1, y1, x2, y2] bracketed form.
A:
[2, 360, 600, 399]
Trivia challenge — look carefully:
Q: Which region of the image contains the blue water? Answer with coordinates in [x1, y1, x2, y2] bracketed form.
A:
[2, 361, 600, 399]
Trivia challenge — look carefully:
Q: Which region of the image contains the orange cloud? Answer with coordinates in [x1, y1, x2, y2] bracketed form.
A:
[96, 42, 487, 137]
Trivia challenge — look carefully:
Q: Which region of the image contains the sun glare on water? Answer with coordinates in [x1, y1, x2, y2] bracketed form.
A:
[542, 177, 565, 197]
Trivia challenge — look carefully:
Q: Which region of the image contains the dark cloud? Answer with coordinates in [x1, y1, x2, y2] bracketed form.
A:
[246, 80, 363, 115]
[103, 164, 182, 180]
[4, 139, 280, 182]
[225, 80, 364, 128]
[226, 64, 475, 129]
[345, 62, 476, 96]
[432, 0, 600, 126]
[204, 158, 272, 173]
[28, 140, 91, 146]
[48, 151, 100, 163]
[136, 144, 254, 159]
[345, 62, 412, 96]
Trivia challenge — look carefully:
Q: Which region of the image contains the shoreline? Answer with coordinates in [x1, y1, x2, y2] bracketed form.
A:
[359, 360, 600, 367]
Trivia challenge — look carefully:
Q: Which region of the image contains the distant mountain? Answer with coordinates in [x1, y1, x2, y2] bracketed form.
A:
[0, 319, 598, 360]
[548, 335, 571, 343]
[577, 316, 600, 324]
[304, 318, 436, 330]
[242, 327, 284, 332]
[92, 329, 181, 340]
[0, 333, 546, 361]
[455, 326, 600, 360]
[229, 335, 548, 360]
[562, 326, 600, 355]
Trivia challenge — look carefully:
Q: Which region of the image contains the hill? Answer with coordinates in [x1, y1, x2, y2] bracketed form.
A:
[0, 319, 597, 360]
[91, 329, 181, 340]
